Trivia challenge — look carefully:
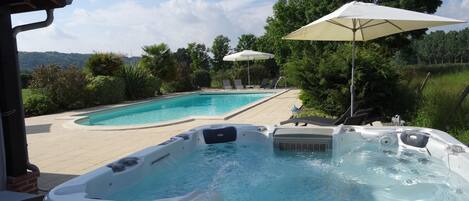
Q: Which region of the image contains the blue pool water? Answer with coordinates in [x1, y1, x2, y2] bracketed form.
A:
[78, 93, 273, 126]
[107, 141, 469, 201]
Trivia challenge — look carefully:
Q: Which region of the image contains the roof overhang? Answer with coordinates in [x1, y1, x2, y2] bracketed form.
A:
[1, 0, 72, 14]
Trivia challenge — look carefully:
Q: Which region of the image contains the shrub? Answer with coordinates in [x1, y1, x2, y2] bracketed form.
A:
[160, 81, 192, 94]
[292, 44, 401, 116]
[30, 64, 61, 89]
[119, 65, 160, 100]
[87, 76, 126, 105]
[20, 72, 33, 88]
[161, 59, 196, 93]
[192, 69, 211, 88]
[23, 91, 58, 116]
[54, 66, 89, 109]
[85, 53, 124, 76]
[30, 65, 88, 109]
[160, 82, 176, 94]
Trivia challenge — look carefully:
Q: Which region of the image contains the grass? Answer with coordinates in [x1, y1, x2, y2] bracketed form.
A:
[22, 88, 33, 100]
[404, 63, 469, 75]
[410, 70, 469, 144]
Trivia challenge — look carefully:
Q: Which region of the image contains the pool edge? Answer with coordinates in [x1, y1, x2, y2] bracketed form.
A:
[64, 89, 289, 131]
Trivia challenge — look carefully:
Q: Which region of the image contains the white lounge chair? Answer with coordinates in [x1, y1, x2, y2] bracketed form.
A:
[234, 79, 244, 89]
[222, 80, 232, 90]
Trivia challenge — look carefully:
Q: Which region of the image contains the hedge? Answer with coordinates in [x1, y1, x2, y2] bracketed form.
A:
[87, 76, 126, 105]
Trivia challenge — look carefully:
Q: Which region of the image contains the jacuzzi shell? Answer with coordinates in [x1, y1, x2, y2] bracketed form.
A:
[45, 124, 469, 201]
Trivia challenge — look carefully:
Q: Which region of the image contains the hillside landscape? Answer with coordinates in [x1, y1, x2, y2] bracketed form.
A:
[19, 51, 140, 71]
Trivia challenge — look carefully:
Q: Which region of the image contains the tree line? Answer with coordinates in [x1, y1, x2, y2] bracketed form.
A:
[135, 33, 279, 92]
[410, 28, 469, 64]
[26, 0, 465, 119]
[18, 51, 139, 71]
[22, 33, 280, 116]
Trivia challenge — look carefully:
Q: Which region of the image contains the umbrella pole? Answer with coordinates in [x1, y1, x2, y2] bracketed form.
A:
[247, 60, 251, 87]
[351, 28, 356, 116]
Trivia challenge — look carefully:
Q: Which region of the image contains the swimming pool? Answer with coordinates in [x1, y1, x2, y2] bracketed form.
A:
[76, 92, 275, 126]
[46, 124, 469, 201]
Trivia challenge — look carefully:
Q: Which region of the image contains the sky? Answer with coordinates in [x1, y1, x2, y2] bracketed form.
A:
[11, 0, 469, 56]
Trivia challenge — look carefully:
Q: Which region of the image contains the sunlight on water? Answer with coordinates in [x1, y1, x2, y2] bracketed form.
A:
[79, 93, 272, 126]
[107, 142, 469, 201]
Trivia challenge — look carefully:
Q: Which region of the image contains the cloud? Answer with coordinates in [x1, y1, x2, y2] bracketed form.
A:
[462, 0, 469, 8]
[18, 0, 466, 55]
[431, 0, 469, 32]
[15, 0, 276, 56]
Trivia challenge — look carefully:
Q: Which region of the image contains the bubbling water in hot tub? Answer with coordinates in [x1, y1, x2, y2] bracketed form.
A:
[106, 129, 469, 201]
[333, 130, 468, 201]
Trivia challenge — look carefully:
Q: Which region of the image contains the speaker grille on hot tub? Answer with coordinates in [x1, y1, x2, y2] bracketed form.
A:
[273, 128, 333, 152]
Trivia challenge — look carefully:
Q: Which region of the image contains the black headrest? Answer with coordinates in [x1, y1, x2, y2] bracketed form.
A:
[203, 126, 237, 144]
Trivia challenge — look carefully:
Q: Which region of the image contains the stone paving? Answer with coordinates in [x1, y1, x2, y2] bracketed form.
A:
[25, 90, 301, 190]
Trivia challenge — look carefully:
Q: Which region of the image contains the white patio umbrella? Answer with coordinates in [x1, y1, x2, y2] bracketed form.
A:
[283, 1, 464, 115]
[223, 50, 274, 87]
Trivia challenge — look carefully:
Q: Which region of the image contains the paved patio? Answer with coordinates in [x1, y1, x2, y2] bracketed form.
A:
[25, 89, 301, 190]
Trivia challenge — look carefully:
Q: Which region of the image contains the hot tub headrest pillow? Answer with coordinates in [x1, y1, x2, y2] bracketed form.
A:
[400, 131, 429, 148]
[203, 126, 237, 144]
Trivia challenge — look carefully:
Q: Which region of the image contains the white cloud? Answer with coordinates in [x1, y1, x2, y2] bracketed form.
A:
[431, 0, 469, 32]
[462, 0, 469, 8]
[13, 0, 469, 55]
[15, 0, 275, 56]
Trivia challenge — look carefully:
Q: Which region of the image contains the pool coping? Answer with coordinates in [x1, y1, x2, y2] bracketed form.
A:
[63, 89, 289, 131]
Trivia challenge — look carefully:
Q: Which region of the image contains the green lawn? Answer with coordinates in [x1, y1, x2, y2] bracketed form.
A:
[22, 88, 33, 101]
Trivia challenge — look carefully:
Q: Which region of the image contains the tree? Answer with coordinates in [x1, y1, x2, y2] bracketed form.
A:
[140, 43, 176, 82]
[463, 29, 469, 63]
[236, 34, 257, 51]
[187, 43, 211, 71]
[174, 48, 192, 68]
[263, 0, 443, 67]
[211, 35, 231, 71]
[262, 0, 442, 116]
[84, 53, 124, 76]
[411, 28, 469, 64]
[172, 48, 195, 91]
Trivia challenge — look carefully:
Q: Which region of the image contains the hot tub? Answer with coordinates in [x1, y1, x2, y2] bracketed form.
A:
[46, 124, 469, 201]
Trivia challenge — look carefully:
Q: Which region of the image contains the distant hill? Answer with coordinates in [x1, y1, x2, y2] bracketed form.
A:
[18, 51, 140, 71]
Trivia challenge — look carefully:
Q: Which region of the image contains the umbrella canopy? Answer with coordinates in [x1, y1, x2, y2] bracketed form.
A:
[223, 50, 274, 86]
[223, 50, 274, 61]
[283, 1, 464, 115]
[283, 1, 464, 41]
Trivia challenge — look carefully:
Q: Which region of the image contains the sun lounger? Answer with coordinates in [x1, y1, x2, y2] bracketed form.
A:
[234, 79, 244, 89]
[343, 112, 370, 125]
[260, 79, 270, 89]
[222, 79, 232, 90]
